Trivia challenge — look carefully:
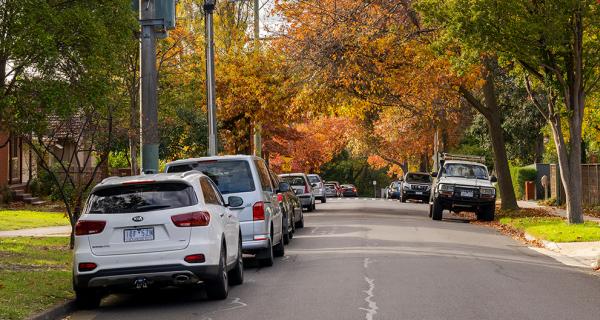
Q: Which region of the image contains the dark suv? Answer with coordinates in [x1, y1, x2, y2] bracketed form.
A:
[400, 173, 432, 203]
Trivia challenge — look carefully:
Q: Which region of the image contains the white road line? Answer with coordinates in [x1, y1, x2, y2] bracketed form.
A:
[359, 277, 378, 320]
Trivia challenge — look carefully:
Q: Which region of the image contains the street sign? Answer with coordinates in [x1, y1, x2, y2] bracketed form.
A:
[132, 0, 177, 30]
[372, 180, 377, 185]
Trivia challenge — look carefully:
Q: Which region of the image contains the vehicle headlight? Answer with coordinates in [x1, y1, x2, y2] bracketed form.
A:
[439, 184, 454, 192]
[480, 187, 496, 196]
[403, 183, 411, 190]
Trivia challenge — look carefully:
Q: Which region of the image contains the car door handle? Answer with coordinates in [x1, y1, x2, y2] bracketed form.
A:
[219, 212, 225, 217]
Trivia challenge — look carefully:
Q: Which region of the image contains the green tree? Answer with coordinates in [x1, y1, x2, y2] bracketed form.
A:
[417, 0, 600, 223]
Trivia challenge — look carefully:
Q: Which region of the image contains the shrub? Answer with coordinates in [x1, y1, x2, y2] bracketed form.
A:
[510, 165, 537, 200]
[108, 151, 130, 169]
[0, 185, 13, 204]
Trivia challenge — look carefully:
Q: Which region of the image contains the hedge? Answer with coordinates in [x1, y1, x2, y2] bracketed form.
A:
[510, 165, 538, 200]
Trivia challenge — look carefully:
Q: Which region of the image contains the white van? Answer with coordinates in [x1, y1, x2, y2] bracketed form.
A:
[165, 156, 285, 266]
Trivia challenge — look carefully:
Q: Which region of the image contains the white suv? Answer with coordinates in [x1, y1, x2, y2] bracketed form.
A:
[165, 156, 285, 267]
[73, 172, 244, 308]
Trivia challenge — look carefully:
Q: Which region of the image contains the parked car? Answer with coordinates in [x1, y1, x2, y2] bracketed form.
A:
[279, 173, 316, 212]
[400, 173, 432, 203]
[73, 172, 244, 308]
[386, 181, 402, 199]
[165, 156, 285, 267]
[430, 154, 497, 221]
[341, 184, 358, 197]
[326, 181, 342, 197]
[307, 174, 326, 203]
[269, 169, 303, 244]
[324, 183, 339, 198]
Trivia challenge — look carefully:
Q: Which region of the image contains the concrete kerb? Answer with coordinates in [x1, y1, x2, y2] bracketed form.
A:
[524, 232, 600, 270]
[27, 300, 76, 320]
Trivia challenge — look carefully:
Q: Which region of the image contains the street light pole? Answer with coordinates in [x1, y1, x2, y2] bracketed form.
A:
[140, 0, 159, 174]
[204, 0, 218, 156]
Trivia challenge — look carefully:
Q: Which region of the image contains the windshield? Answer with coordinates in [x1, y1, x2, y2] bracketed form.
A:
[281, 176, 307, 186]
[308, 175, 321, 183]
[443, 163, 488, 179]
[86, 183, 197, 214]
[166, 160, 255, 194]
[406, 174, 432, 183]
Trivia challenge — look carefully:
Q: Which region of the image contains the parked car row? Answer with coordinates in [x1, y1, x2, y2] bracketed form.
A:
[384, 172, 433, 203]
[73, 155, 316, 308]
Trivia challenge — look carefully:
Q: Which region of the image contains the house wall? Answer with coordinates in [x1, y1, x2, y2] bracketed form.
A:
[0, 132, 8, 187]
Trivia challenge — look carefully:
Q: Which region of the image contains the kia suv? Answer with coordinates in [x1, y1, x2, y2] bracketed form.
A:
[165, 156, 285, 267]
[73, 172, 244, 308]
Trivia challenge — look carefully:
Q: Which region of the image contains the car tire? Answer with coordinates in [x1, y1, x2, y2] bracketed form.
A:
[307, 202, 314, 212]
[274, 235, 285, 257]
[296, 213, 305, 228]
[321, 197, 326, 203]
[400, 195, 406, 203]
[75, 289, 102, 309]
[283, 225, 290, 245]
[259, 239, 274, 267]
[431, 199, 443, 221]
[477, 205, 495, 222]
[206, 245, 229, 300]
[228, 237, 244, 286]
[312, 201, 316, 211]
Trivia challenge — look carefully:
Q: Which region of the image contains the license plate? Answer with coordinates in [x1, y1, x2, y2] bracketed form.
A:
[124, 228, 154, 242]
[461, 190, 474, 198]
[416, 192, 423, 195]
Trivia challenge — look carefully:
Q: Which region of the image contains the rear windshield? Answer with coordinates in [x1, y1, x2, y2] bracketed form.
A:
[308, 175, 321, 183]
[406, 174, 432, 183]
[167, 160, 256, 194]
[86, 183, 197, 214]
[281, 176, 307, 186]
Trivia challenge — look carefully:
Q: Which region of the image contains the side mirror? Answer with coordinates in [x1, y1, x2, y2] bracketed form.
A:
[431, 172, 438, 178]
[490, 176, 498, 183]
[279, 182, 290, 193]
[227, 196, 244, 208]
[311, 183, 318, 188]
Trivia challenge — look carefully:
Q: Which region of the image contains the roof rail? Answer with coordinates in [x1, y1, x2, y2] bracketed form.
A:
[441, 153, 486, 163]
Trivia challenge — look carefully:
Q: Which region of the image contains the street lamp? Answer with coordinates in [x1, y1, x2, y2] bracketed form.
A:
[204, 0, 218, 156]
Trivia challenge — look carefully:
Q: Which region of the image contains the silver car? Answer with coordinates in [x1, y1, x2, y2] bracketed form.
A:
[165, 155, 285, 267]
[307, 174, 326, 203]
[279, 173, 316, 212]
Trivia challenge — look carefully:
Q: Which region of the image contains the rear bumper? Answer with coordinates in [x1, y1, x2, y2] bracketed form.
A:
[298, 196, 312, 207]
[74, 264, 219, 290]
[242, 239, 269, 252]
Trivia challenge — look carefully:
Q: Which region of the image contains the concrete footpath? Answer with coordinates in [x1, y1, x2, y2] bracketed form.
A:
[0, 225, 71, 237]
[518, 201, 600, 270]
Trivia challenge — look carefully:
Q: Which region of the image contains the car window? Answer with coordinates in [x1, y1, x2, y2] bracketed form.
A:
[86, 183, 197, 214]
[281, 176, 306, 186]
[443, 164, 488, 179]
[254, 160, 273, 192]
[308, 175, 321, 183]
[406, 174, 432, 183]
[200, 178, 221, 205]
[166, 160, 255, 194]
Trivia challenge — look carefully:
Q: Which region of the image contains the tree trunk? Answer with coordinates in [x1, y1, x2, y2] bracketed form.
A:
[482, 71, 518, 210]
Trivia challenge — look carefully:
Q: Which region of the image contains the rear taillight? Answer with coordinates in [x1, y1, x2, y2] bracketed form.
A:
[353, 188, 357, 192]
[78, 262, 97, 272]
[253, 201, 265, 221]
[305, 184, 309, 193]
[171, 212, 210, 227]
[277, 194, 283, 202]
[184, 254, 206, 263]
[75, 220, 106, 236]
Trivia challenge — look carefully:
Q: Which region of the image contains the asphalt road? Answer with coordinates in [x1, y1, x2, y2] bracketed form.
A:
[68, 198, 600, 320]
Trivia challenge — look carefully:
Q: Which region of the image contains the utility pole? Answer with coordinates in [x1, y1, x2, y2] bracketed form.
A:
[252, 0, 262, 157]
[204, 0, 218, 156]
[139, 0, 159, 174]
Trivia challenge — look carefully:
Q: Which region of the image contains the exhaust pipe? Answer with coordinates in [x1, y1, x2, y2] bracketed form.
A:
[174, 274, 190, 283]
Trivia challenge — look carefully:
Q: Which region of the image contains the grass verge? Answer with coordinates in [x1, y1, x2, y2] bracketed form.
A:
[0, 210, 69, 231]
[499, 216, 600, 242]
[0, 237, 72, 320]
